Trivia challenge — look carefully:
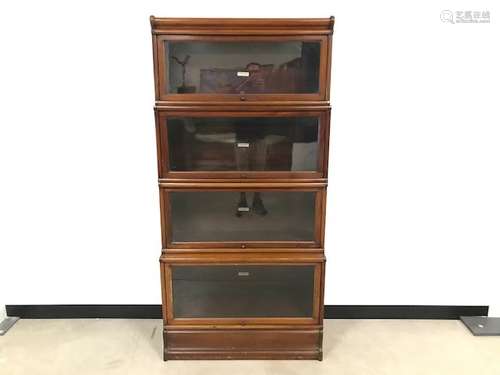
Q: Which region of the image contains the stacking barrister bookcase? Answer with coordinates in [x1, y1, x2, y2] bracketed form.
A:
[151, 17, 334, 360]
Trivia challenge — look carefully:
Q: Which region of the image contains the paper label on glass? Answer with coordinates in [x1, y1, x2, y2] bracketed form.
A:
[237, 71, 250, 77]
[237, 142, 249, 148]
[237, 207, 250, 212]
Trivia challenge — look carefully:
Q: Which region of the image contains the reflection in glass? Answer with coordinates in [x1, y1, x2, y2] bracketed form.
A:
[169, 191, 316, 242]
[166, 41, 320, 94]
[172, 265, 315, 318]
[167, 117, 319, 172]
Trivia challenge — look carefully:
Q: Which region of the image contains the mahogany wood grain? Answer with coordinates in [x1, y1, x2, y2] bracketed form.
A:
[154, 103, 331, 110]
[160, 251, 325, 263]
[150, 16, 335, 34]
[164, 328, 322, 360]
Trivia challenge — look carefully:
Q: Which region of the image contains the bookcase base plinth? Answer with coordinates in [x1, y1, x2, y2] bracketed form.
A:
[163, 327, 323, 360]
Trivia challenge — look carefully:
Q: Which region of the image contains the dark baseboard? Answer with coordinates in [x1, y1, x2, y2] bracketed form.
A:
[5, 304, 488, 320]
[324, 305, 488, 319]
[5, 305, 161, 319]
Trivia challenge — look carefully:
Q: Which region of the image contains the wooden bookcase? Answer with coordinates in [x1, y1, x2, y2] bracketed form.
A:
[151, 17, 334, 360]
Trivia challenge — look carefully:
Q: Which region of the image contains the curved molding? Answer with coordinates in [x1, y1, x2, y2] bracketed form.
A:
[150, 16, 335, 35]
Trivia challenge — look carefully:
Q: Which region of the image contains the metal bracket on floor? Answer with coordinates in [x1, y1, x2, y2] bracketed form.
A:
[460, 316, 500, 336]
[0, 317, 20, 336]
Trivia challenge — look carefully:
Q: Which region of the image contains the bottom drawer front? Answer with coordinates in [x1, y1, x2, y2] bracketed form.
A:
[171, 265, 315, 319]
[165, 328, 321, 360]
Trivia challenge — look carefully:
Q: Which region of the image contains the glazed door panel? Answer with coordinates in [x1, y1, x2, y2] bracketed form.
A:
[161, 188, 324, 249]
[165, 263, 321, 325]
[155, 36, 329, 102]
[156, 111, 329, 179]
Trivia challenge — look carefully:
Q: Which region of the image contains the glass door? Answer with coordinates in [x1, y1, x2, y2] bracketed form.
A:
[166, 263, 321, 325]
[161, 187, 324, 249]
[156, 36, 328, 101]
[157, 111, 329, 179]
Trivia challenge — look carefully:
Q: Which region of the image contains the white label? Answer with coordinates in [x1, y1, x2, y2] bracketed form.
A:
[238, 271, 250, 276]
[237, 207, 250, 212]
[237, 71, 250, 77]
[237, 142, 249, 148]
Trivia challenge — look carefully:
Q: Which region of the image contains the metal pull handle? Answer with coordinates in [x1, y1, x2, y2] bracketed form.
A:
[238, 271, 250, 277]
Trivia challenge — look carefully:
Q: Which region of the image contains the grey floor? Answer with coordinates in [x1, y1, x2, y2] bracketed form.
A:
[1, 319, 500, 374]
